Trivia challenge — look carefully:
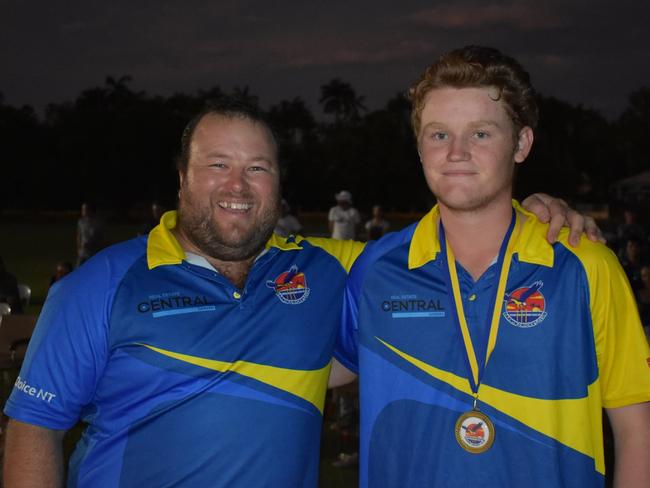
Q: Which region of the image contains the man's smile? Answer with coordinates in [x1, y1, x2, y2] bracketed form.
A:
[218, 201, 254, 211]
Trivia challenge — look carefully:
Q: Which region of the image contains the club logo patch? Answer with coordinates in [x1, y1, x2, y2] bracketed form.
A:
[266, 265, 310, 305]
[503, 280, 547, 328]
[461, 418, 487, 447]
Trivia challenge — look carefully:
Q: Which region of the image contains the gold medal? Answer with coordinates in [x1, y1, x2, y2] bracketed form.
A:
[455, 408, 495, 454]
[441, 213, 518, 456]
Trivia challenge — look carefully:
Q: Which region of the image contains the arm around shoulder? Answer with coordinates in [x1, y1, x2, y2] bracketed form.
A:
[3, 419, 66, 488]
[606, 402, 650, 488]
[520, 193, 604, 245]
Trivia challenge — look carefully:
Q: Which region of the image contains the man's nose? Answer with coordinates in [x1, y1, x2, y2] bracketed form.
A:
[447, 136, 470, 162]
[226, 167, 249, 193]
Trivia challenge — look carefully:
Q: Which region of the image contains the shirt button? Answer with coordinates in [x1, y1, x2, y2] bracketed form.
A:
[233, 291, 241, 299]
[468, 294, 477, 301]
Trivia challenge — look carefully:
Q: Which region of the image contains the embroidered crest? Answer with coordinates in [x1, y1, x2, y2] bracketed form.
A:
[503, 280, 547, 328]
[266, 265, 310, 305]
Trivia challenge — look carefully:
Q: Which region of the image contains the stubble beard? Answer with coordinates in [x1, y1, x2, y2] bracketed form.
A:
[177, 192, 280, 262]
[434, 158, 516, 214]
[436, 180, 511, 214]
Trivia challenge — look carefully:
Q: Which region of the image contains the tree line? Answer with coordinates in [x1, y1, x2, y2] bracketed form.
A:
[1, 77, 649, 214]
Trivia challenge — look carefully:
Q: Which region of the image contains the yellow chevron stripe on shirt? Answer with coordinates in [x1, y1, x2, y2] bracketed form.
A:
[378, 338, 605, 474]
[142, 344, 331, 413]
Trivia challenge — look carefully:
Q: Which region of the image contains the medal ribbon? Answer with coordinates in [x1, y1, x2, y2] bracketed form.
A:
[439, 210, 518, 397]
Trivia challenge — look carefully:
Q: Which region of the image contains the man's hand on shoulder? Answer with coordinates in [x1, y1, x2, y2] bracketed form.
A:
[521, 193, 605, 247]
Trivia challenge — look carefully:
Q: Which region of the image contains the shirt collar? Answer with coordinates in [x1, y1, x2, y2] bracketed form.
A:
[407, 200, 555, 270]
[147, 211, 186, 269]
[147, 210, 304, 270]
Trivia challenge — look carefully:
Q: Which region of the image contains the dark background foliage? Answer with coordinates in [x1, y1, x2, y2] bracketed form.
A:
[2, 77, 649, 214]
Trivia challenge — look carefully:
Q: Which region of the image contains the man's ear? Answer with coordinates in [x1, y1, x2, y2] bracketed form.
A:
[514, 126, 534, 164]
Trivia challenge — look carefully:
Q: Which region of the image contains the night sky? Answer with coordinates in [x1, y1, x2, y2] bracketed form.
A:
[2, 0, 648, 119]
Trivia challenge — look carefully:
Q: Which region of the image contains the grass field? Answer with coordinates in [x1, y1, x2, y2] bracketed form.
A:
[1, 216, 145, 310]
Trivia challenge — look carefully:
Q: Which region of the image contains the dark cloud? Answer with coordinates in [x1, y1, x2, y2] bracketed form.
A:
[0, 0, 648, 119]
[405, 3, 567, 30]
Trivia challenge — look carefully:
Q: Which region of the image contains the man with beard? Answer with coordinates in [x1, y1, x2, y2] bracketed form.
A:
[3, 98, 601, 488]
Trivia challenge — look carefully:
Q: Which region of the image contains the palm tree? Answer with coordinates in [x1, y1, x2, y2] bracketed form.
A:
[268, 97, 315, 143]
[231, 85, 259, 107]
[105, 75, 144, 106]
[318, 78, 366, 125]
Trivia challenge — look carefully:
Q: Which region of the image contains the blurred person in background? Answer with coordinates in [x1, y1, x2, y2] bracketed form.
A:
[616, 207, 646, 252]
[49, 261, 73, 288]
[274, 199, 302, 237]
[0, 256, 22, 314]
[329, 190, 361, 240]
[621, 237, 645, 292]
[364, 205, 390, 241]
[76, 202, 105, 266]
[636, 265, 650, 336]
[140, 202, 166, 235]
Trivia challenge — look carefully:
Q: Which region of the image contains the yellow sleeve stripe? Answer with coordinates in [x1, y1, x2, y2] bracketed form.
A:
[295, 236, 366, 272]
[561, 239, 650, 408]
[378, 338, 605, 474]
[141, 344, 331, 414]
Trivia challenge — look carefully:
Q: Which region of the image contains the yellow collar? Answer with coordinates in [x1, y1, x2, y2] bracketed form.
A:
[147, 211, 187, 269]
[147, 211, 303, 270]
[407, 200, 554, 270]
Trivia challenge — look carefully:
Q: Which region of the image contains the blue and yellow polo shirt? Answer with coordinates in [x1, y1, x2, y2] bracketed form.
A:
[336, 203, 650, 488]
[5, 211, 363, 487]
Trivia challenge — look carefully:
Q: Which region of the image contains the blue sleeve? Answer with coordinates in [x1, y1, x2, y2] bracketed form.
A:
[334, 271, 362, 373]
[4, 241, 142, 430]
[334, 227, 416, 374]
[334, 239, 382, 373]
